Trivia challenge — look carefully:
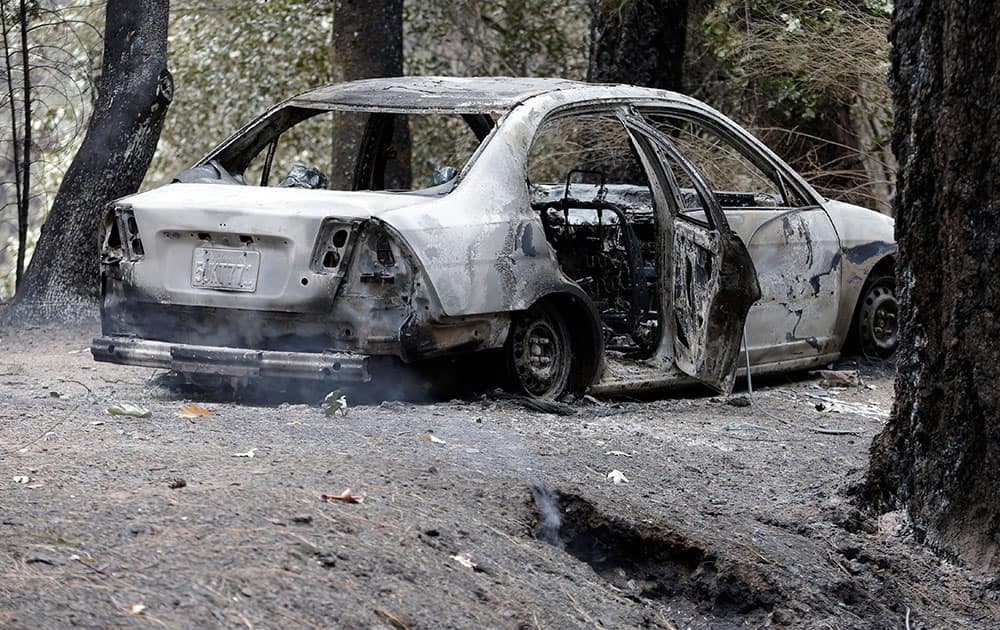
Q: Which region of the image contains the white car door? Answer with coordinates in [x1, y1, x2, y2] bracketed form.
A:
[637, 109, 842, 365]
[626, 116, 761, 393]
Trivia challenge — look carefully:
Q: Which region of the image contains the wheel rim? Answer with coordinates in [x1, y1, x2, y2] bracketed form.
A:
[861, 284, 898, 354]
[511, 312, 570, 398]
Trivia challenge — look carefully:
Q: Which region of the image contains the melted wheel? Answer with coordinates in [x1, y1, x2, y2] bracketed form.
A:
[509, 303, 572, 399]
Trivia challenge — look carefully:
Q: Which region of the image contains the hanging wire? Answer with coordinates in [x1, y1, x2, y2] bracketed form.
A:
[743, 323, 790, 426]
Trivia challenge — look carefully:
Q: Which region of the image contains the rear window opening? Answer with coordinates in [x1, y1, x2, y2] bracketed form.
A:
[202, 107, 497, 194]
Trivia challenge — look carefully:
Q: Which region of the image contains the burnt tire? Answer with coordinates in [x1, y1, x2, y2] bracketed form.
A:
[507, 302, 574, 399]
[856, 272, 898, 358]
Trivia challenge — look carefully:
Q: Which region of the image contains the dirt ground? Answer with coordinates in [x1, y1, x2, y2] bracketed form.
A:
[1, 321, 998, 629]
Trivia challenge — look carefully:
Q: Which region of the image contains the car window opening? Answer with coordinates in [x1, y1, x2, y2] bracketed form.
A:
[198, 107, 495, 194]
[641, 113, 811, 212]
[527, 112, 661, 359]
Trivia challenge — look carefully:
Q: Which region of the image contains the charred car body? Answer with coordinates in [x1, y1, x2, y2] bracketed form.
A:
[92, 77, 897, 398]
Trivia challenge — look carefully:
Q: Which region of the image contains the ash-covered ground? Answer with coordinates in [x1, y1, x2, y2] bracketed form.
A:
[1, 323, 997, 628]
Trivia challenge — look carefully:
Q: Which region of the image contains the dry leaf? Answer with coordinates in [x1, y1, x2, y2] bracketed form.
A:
[450, 553, 477, 570]
[106, 403, 151, 418]
[321, 489, 365, 504]
[607, 470, 629, 484]
[604, 450, 632, 457]
[374, 608, 410, 630]
[232, 448, 255, 459]
[423, 434, 446, 445]
[177, 403, 210, 419]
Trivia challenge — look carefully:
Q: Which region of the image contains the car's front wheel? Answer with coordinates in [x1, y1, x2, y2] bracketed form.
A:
[507, 302, 573, 399]
[856, 272, 898, 358]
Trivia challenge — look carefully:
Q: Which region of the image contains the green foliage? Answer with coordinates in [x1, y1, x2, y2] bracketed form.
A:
[696, 0, 895, 213]
[147, 1, 335, 186]
[404, 0, 589, 78]
[0, 0, 102, 301]
[1, 222, 36, 297]
[405, 0, 590, 186]
[701, 0, 891, 121]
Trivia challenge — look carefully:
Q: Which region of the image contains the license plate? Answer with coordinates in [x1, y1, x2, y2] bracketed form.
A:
[191, 248, 260, 292]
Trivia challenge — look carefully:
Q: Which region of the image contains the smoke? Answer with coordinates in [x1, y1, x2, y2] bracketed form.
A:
[153, 341, 572, 550]
[531, 484, 564, 548]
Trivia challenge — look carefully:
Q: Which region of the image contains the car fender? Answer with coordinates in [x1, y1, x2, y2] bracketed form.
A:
[379, 105, 570, 318]
[823, 199, 897, 345]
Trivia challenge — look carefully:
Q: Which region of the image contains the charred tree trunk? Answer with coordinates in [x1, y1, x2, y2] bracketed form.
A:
[16, 0, 28, 287]
[0, 0, 32, 288]
[1, 1, 24, 286]
[2, 0, 171, 323]
[865, 0, 1000, 570]
[587, 0, 688, 92]
[330, 0, 410, 190]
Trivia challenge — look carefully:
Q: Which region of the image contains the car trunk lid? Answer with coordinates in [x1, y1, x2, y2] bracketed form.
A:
[115, 183, 430, 313]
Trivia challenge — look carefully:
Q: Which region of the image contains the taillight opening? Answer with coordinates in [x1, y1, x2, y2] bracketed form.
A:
[313, 220, 355, 274]
[323, 250, 341, 268]
[117, 207, 144, 260]
[101, 209, 124, 262]
[375, 234, 395, 266]
[102, 205, 144, 262]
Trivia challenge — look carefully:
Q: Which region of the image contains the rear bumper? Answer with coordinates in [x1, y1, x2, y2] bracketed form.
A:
[91, 336, 371, 382]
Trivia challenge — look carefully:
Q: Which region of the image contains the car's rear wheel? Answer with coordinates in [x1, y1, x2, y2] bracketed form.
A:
[856, 272, 898, 358]
[507, 302, 573, 399]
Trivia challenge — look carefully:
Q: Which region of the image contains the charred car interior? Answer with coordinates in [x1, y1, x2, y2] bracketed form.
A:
[528, 113, 662, 358]
[92, 77, 897, 399]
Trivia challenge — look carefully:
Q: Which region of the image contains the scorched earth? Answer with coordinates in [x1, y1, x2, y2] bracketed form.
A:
[0, 322, 996, 628]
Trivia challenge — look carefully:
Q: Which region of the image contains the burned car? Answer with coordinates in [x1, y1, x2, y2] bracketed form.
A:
[92, 77, 897, 398]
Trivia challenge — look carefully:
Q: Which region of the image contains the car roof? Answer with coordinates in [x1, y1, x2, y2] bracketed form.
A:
[288, 76, 681, 113]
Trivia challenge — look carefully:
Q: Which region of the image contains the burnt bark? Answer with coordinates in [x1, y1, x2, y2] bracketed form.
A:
[2, 0, 171, 323]
[330, 0, 410, 190]
[0, 0, 33, 288]
[1, 2, 24, 286]
[864, 0, 1000, 570]
[587, 0, 688, 92]
[17, 0, 28, 287]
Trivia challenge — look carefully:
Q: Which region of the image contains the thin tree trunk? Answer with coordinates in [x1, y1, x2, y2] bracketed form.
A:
[587, 0, 689, 92]
[849, 90, 896, 216]
[2, 0, 172, 323]
[1, 1, 24, 288]
[330, 0, 409, 191]
[17, 0, 29, 287]
[864, 0, 1000, 571]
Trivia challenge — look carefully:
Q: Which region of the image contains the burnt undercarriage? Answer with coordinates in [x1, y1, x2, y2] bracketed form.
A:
[103, 301, 356, 354]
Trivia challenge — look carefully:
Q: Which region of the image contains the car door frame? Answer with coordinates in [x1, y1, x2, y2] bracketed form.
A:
[623, 112, 761, 393]
[633, 105, 846, 365]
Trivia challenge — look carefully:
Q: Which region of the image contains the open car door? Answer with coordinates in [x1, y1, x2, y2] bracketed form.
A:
[626, 115, 761, 393]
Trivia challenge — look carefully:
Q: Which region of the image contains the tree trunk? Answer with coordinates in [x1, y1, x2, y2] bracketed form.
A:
[848, 89, 897, 216]
[2, 0, 172, 323]
[865, 0, 1000, 570]
[17, 0, 28, 288]
[587, 0, 688, 92]
[1, 1, 25, 287]
[330, 0, 410, 191]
